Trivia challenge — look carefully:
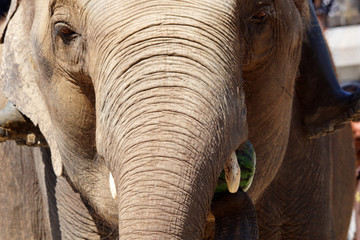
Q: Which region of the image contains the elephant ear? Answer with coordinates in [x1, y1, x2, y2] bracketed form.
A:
[295, 0, 360, 138]
[0, 0, 63, 176]
[0, 0, 18, 43]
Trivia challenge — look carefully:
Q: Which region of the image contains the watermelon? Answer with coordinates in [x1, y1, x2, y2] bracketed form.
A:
[214, 140, 256, 195]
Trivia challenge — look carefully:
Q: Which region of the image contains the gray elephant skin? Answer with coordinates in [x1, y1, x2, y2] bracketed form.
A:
[0, 0, 355, 239]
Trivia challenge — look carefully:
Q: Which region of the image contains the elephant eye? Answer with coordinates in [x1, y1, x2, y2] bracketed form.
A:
[250, 6, 274, 23]
[55, 23, 79, 45]
[253, 10, 267, 20]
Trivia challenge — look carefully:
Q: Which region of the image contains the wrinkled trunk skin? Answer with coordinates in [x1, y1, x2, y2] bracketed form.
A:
[89, 1, 246, 238]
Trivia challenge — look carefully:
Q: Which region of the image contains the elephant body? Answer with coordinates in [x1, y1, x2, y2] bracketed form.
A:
[0, 141, 107, 239]
[255, 108, 355, 239]
[0, 0, 356, 239]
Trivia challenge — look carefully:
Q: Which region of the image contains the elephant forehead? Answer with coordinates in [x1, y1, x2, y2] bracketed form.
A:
[83, 0, 239, 33]
[82, 0, 238, 14]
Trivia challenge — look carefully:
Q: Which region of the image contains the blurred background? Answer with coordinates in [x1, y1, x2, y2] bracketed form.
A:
[321, 1, 360, 239]
[318, 0, 360, 84]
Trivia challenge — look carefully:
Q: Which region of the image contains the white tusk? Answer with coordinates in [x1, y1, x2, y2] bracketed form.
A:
[224, 151, 241, 193]
[109, 172, 117, 200]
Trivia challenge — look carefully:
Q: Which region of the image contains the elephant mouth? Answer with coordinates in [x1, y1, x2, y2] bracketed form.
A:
[215, 140, 256, 196]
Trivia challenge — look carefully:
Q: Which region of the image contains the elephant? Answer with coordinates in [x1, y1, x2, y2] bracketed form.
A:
[0, 0, 357, 239]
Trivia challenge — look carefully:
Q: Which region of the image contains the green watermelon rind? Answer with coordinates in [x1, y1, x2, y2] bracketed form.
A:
[214, 141, 256, 194]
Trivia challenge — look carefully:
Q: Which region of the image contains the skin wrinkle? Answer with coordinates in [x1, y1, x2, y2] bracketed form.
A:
[112, 132, 219, 235]
[119, 130, 205, 157]
[116, 44, 222, 79]
[116, 101, 210, 132]
[86, 1, 236, 41]
[115, 127, 221, 193]
[61, 201, 101, 231]
[58, 208, 93, 236]
[99, 68, 222, 122]
[109, 59, 227, 101]
[120, 132, 206, 163]
[109, 114, 226, 175]
[117, 179, 207, 235]
[118, 120, 200, 143]
[57, 105, 94, 136]
[115, 51, 233, 88]
[118, 181, 198, 213]
[114, 134, 211, 173]
[121, 121, 207, 153]
[101, 42, 233, 95]
[249, 109, 289, 157]
[119, 153, 204, 179]
[121, 62, 225, 87]
[116, 79, 219, 117]
[91, 2, 239, 85]
[110, 73, 215, 107]
[108, 107, 212, 145]
[116, 118, 214, 152]
[100, 73, 235, 131]
[117, 151, 203, 177]
[81, 200, 117, 238]
[100, 77, 235, 160]
[116, 22, 234, 64]
[116, 179, 196, 207]
[55, 189, 101, 238]
[93, 11, 240, 125]
[107, 21, 236, 66]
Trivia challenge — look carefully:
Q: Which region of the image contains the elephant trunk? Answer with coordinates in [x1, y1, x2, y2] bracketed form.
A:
[97, 68, 246, 238]
[110, 129, 236, 239]
[91, 1, 247, 238]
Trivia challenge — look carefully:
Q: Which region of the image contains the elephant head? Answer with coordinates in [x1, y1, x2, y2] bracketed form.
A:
[0, 0, 309, 238]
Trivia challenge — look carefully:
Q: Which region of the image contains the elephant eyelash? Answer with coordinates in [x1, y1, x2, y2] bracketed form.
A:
[54, 22, 80, 45]
[250, 6, 274, 23]
[253, 10, 267, 20]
